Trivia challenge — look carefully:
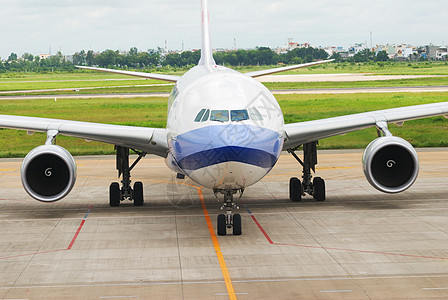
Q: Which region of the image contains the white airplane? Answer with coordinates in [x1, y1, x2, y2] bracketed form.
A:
[1, 0, 447, 236]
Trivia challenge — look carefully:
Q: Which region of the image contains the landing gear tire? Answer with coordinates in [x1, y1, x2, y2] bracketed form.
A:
[109, 182, 120, 207]
[233, 214, 242, 235]
[133, 181, 144, 206]
[289, 177, 302, 202]
[313, 177, 326, 201]
[217, 214, 226, 236]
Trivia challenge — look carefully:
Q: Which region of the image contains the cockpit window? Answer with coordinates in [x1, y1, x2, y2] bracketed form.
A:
[201, 109, 210, 122]
[248, 107, 264, 120]
[194, 109, 206, 122]
[231, 110, 249, 122]
[210, 110, 229, 122]
[195, 108, 258, 123]
[194, 109, 210, 122]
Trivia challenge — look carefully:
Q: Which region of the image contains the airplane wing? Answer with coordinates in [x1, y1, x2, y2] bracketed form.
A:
[76, 66, 180, 83]
[283, 101, 448, 150]
[0, 115, 168, 157]
[245, 59, 334, 78]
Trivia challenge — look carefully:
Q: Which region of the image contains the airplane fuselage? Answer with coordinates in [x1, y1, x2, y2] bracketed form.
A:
[166, 65, 285, 191]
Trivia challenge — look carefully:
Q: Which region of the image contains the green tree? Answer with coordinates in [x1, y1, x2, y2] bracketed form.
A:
[73, 50, 86, 65]
[255, 47, 278, 65]
[22, 53, 34, 61]
[375, 50, 389, 62]
[330, 52, 342, 62]
[95, 49, 119, 67]
[8, 53, 18, 61]
[86, 50, 95, 66]
[129, 47, 138, 56]
[354, 49, 375, 62]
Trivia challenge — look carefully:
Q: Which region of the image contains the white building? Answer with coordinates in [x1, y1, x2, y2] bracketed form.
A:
[436, 47, 448, 60]
[39, 54, 51, 60]
[348, 43, 367, 56]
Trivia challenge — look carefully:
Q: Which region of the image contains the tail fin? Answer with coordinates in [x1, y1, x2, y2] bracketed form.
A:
[198, 0, 216, 66]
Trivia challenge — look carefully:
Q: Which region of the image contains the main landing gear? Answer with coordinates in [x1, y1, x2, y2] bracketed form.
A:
[216, 190, 242, 236]
[109, 146, 147, 207]
[288, 142, 326, 202]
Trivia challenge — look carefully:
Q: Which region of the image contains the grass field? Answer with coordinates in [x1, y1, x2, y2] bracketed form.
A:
[239, 61, 448, 75]
[0, 78, 164, 91]
[1, 85, 174, 96]
[1, 62, 448, 96]
[264, 76, 448, 90]
[1, 73, 448, 97]
[0, 93, 447, 157]
[0, 62, 447, 157]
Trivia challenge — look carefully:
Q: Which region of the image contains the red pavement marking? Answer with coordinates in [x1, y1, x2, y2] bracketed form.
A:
[0, 249, 66, 260]
[67, 219, 86, 250]
[247, 206, 448, 261]
[0, 206, 91, 260]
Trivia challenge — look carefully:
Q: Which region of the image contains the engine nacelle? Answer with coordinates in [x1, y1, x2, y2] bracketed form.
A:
[363, 136, 419, 193]
[21, 145, 77, 202]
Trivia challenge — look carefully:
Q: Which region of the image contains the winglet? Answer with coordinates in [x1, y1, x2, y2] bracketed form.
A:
[198, 0, 216, 67]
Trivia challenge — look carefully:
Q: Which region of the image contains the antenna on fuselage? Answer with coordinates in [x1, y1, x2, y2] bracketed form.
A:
[198, 0, 216, 67]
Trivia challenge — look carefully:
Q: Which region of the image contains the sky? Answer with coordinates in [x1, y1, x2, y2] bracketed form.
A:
[1, 0, 447, 59]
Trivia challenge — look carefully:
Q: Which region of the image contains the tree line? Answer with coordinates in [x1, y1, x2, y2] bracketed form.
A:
[331, 49, 390, 63]
[1, 46, 392, 73]
[72, 46, 331, 68]
[0, 52, 74, 72]
[1, 46, 330, 72]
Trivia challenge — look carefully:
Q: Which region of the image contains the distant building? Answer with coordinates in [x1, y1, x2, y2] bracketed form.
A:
[323, 46, 344, 57]
[348, 43, 367, 57]
[274, 39, 311, 54]
[435, 47, 448, 60]
[418, 45, 440, 59]
[373, 45, 387, 54]
[392, 44, 417, 60]
[402, 46, 417, 59]
[39, 54, 51, 60]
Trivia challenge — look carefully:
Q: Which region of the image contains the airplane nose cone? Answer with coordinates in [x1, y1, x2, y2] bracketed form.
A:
[173, 124, 283, 189]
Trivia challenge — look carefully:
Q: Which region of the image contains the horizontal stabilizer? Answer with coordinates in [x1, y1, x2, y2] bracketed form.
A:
[245, 59, 334, 78]
[76, 66, 180, 83]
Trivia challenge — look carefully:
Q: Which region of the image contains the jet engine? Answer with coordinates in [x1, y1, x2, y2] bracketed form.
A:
[21, 145, 77, 202]
[363, 136, 419, 193]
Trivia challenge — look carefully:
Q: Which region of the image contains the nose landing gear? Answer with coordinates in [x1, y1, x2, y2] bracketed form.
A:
[216, 189, 242, 236]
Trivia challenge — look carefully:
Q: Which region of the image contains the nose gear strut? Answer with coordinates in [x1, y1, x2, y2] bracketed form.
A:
[215, 189, 242, 236]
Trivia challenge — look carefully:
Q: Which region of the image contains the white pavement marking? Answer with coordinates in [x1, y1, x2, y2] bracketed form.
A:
[257, 74, 448, 82]
[99, 297, 139, 299]
[272, 86, 448, 94]
[215, 293, 249, 296]
[2, 275, 448, 290]
[2, 86, 448, 101]
[0, 83, 174, 94]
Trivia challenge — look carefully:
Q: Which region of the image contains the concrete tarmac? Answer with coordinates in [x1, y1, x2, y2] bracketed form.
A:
[0, 150, 447, 299]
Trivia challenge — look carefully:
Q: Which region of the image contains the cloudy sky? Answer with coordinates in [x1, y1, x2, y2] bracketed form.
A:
[1, 0, 447, 59]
